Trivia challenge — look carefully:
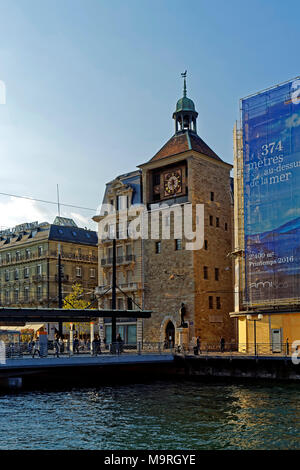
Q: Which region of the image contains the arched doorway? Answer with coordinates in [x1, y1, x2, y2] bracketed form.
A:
[165, 321, 175, 348]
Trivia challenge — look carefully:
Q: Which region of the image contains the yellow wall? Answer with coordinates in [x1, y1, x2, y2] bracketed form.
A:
[238, 317, 247, 351]
[238, 312, 300, 349]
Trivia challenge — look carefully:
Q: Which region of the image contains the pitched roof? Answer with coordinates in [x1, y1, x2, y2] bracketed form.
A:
[150, 131, 222, 163]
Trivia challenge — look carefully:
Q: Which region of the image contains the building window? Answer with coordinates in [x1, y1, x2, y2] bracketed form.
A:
[16, 251, 21, 261]
[210, 192, 214, 201]
[117, 195, 128, 211]
[209, 296, 213, 309]
[108, 224, 116, 239]
[175, 239, 182, 251]
[203, 266, 208, 280]
[25, 249, 31, 259]
[117, 298, 124, 310]
[155, 241, 161, 254]
[90, 268, 95, 278]
[204, 240, 208, 250]
[14, 269, 19, 280]
[209, 215, 213, 226]
[24, 287, 29, 302]
[127, 270, 133, 284]
[6, 253, 11, 263]
[37, 285, 42, 300]
[215, 268, 219, 281]
[36, 265, 42, 276]
[5, 270, 9, 281]
[24, 267, 29, 279]
[216, 297, 221, 309]
[76, 266, 82, 277]
[14, 289, 19, 303]
[38, 246, 43, 256]
[127, 297, 133, 310]
[216, 217, 220, 227]
[225, 222, 228, 231]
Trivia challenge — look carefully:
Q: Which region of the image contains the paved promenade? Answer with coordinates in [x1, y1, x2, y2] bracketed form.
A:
[0, 353, 174, 370]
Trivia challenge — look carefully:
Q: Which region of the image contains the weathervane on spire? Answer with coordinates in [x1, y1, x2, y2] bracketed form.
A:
[181, 70, 187, 97]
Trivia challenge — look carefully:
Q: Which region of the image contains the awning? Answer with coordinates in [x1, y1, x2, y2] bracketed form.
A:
[0, 323, 45, 333]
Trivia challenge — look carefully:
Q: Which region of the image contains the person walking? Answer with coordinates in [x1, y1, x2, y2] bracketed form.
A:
[92, 337, 97, 356]
[58, 337, 64, 355]
[73, 336, 80, 354]
[53, 337, 60, 358]
[32, 338, 40, 358]
[116, 333, 123, 355]
[196, 336, 201, 354]
[286, 338, 289, 355]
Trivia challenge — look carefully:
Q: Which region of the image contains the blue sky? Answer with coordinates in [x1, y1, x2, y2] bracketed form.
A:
[0, 0, 299, 229]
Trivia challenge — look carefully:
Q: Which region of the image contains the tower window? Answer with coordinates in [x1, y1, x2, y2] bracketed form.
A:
[216, 217, 220, 227]
[204, 240, 208, 250]
[209, 216, 213, 226]
[203, 266, 208, 280]
[210, 192, 214, 201]
[155, 241, 161, 254]
[209, 296, 213, 309]
[215, 268, 219, 281]
[175, 239, 182, 251]
[153, 173, 160, 186]
[225, 222, 228, 231]
[216, 297, 221, 309]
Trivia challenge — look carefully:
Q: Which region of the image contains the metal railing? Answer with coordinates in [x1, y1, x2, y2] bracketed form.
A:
[1, 341, 174, 359]
[177, 342, 296, 358]
[3, 340, 295, 360]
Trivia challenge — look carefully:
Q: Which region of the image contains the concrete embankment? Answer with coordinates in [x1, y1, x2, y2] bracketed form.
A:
[0, 354, 177, 390]
[1, 353, 300, 390]
[175, 354, 300, 381]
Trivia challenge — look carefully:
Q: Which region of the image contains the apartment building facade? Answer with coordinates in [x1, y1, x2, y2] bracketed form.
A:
[0, 217, 98, 313]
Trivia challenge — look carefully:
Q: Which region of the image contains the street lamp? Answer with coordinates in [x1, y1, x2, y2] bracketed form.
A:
[247, 314, 263, 356]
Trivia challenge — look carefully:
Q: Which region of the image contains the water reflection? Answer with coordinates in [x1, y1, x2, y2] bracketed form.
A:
[0, 380, 299, 449]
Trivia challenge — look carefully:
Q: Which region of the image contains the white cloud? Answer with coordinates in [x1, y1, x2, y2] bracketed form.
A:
[0, 197, 53, 230]
[69, 211, 96, 230]
[0, 197, 97, 232]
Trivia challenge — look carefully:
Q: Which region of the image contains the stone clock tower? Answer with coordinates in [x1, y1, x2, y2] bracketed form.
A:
[139, 73, 236, 348]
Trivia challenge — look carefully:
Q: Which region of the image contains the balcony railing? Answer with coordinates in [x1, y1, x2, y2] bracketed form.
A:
[49, 251, 97, 262]
[54, 274, 70, 282]
[101, 254, 135, 266]
[32, 274, 47, 282]
[0, 251, 48, 265]
[95, 281, 140, 295]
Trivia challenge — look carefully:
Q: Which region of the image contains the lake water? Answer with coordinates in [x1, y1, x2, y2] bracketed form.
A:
[0, 380, 299, 450]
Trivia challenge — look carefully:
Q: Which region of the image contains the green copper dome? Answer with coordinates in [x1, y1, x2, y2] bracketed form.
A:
[175, 96, 196, 113]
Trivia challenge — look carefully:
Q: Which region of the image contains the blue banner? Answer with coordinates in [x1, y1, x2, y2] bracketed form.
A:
[242, 78, 300, 305]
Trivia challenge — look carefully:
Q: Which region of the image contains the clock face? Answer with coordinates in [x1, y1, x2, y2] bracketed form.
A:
[164, 169, 182, 196]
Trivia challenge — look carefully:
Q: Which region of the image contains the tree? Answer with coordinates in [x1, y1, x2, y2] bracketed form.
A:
[63, 283, 93, 335]
[63, 283, 90, 310]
